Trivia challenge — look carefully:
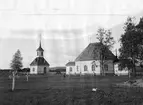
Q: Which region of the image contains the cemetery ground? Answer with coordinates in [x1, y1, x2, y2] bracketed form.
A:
[0, 73, 143, 105]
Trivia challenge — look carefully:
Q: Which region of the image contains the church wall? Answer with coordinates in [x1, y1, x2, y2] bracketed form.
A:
[66, 60, 115, 75]
[103, 60, 114, 74]
[37, 66, 49, 74]
[30, 66, 38, 74]
[66, 66, 75, 75]
[75, 60, 101, 75]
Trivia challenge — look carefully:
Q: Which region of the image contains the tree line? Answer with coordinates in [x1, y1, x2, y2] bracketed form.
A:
[119, 17, 143, 77]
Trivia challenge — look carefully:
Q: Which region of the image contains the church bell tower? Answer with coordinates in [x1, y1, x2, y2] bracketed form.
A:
[36, 34, 44, 57]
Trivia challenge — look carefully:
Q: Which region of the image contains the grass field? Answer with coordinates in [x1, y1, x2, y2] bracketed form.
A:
[0, 73, 143, 105]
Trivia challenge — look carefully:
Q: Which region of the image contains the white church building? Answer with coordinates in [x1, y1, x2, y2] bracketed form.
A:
[66, 42, 116, 75]
[30, 35, 50, 74]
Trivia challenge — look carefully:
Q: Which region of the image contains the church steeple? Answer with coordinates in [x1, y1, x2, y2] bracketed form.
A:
[36, 34, 44, 57]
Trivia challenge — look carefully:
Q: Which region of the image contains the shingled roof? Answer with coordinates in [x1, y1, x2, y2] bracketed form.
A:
[75, 42, 116, 61]
[30, 57, 49, 66]
[65, 61, 75, 66]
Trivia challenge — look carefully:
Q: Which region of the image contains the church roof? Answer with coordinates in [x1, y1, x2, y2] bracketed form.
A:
[113, 56, 119, 63]
[30, 57, 49, 66]
[66, 61, 75, 66]
[75, 42, 116, 61]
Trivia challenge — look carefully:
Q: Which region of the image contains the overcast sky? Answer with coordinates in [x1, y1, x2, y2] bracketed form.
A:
[0, 0, 143, 68]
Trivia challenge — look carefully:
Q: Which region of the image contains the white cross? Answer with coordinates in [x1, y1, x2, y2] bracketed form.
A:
[25, 72, 29, 81]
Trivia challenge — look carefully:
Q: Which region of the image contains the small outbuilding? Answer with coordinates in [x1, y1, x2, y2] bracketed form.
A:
[65, 61, 75, 75]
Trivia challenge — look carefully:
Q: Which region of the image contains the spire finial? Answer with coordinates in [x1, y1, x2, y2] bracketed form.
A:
[39, 33, 42, 47]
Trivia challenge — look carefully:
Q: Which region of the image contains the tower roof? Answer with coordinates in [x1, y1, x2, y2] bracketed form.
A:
[36, 40, 44, 51]
[36, 45, 44, 51]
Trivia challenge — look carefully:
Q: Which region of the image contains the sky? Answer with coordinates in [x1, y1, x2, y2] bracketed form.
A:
[0, 0, 143, 68]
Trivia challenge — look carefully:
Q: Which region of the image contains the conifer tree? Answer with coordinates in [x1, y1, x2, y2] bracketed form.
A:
[10, 49, 23, 91]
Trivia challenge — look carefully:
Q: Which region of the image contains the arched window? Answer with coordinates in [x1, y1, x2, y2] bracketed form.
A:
[84, 65, 88, 71]
[92, 65, 95, 71]
[33, 68, 35, 72]
[70, 67, 72, 72]
[104, 64, 108, 71]
[77, 66, 79, 71]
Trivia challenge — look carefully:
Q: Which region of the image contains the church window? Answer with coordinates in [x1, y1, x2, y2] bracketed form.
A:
[70, 67, 72, 72]
[92, 65, 95, 71]
[33, 68, 35, 72]
[104, 64, 108, 71]
[84, 65, 88, 71]
[77, 66, 79, 71]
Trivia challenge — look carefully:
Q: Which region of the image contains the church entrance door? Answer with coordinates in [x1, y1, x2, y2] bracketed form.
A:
[44, 67, 47, 74]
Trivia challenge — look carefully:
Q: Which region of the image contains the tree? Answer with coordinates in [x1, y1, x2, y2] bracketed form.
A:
[136, 17, 143, 65]
[96, 28, 115, 76]
[136, 17, 143, 29]
[10, 49, 23, 91]
[96, 28, 115, 49]
[119, 17, 143, 77]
